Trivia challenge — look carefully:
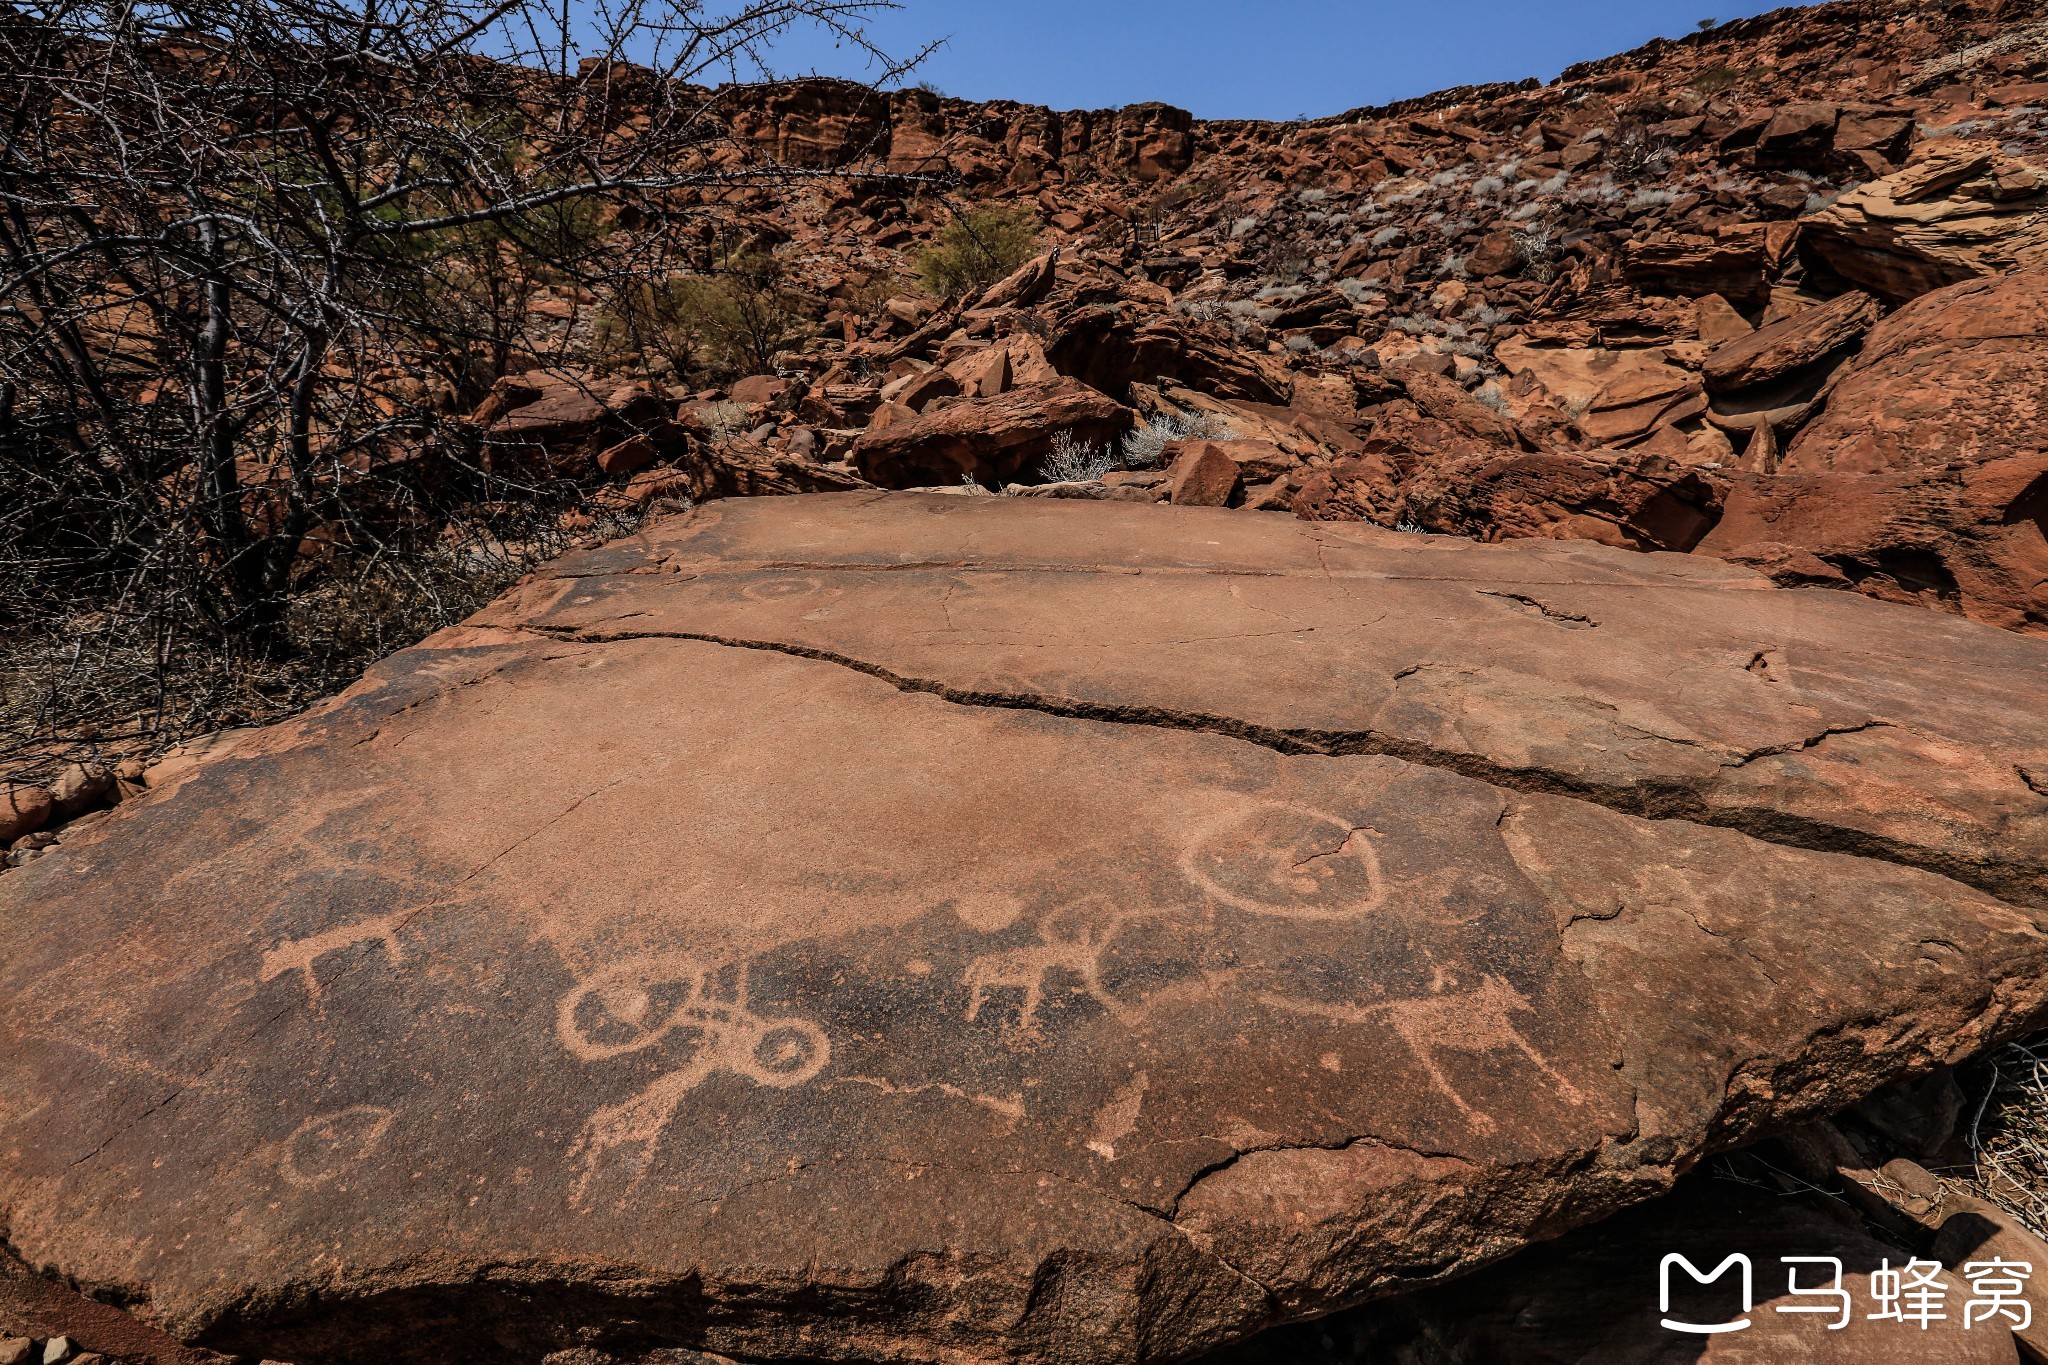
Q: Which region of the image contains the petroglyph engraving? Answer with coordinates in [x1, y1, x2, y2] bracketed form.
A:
[562, 954, 828, 1204]
[832, 1075, 1027, 1125]
[740, 575, 825, 603]
[1183, 803, 1388, 920]
[1087, 1070, 1149, 1160]
[963, 903, 1127, 1033]
[280, 1105, 395, 1187]
[260, 913, 407, 999]
[1263, 975, 1582, 1134]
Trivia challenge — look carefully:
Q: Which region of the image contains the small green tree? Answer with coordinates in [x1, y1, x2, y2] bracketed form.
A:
[602, 252, 805, 382]
[913, 206, 1043, 297]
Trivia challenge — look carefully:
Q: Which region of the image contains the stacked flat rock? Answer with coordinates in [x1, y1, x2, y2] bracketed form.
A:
[2, 493, 2046, 1364]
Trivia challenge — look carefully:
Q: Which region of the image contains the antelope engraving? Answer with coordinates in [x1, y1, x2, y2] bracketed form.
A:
[963, 906, 1125, 1032]
[260, 913, 407, 1000]
[1264, 975, 1583, 1133]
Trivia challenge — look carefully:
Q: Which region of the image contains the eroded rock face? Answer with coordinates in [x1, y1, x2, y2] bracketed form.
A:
[1700, 271, 2048, 635]
[1801, 149, 2048, 305]
[1788, 272, 2048, 476]
[4, 495, 2047, 1365]
[850, 377, 1131, 486]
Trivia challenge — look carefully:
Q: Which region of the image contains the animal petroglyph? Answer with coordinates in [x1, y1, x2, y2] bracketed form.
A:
[260, 913, 407, 1000]
[280, 1105, 395, 1187]
[963, 903, 1127, 1033]
[562, 954, 829, 1204]
[740, 575, 825, 603]
[1263, 975, 1582, 1134]
[1183, 802, 1388, 921]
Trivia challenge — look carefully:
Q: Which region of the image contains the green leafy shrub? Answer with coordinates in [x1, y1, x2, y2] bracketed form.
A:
[599, 252, 804, 382]
[1690, 63, 1745, 94]
[913, 206, 1043, 298]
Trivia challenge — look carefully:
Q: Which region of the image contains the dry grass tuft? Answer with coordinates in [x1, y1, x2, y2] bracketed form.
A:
[1, 502, 645, 787]
[1957, 1034, 2048, 1236]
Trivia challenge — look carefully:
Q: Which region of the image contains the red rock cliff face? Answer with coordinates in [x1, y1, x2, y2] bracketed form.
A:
[721, 78, 1196, 184]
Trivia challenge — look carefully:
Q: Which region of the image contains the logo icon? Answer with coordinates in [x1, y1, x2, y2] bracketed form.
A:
[1661, 1254, 1753, 1335]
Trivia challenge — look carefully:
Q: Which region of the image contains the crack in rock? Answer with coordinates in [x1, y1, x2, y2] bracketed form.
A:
[514, 623, 2042, 910]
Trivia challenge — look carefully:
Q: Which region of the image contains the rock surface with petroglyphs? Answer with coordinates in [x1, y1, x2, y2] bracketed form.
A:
[3, 493, 2048, 1365]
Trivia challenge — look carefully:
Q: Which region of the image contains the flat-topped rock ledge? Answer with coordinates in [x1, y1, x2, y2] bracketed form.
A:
[3, 493, 2046, 1365]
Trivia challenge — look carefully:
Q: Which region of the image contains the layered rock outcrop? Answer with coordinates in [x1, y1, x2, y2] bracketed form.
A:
[404, 0, 2048, 644]
[1803, 147, 2048, 303]
[1702, 270, 2048, 632]
[721, 80, 1198, 185]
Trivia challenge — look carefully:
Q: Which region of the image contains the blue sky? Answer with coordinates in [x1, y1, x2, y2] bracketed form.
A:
[763, 0, 1826, 120]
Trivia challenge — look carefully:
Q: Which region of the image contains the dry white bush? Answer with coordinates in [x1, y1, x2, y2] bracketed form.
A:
[1124, 411, 1231, 468]
[1961, 1036, 2048, 1236]
[1038, 430, 1119, 484]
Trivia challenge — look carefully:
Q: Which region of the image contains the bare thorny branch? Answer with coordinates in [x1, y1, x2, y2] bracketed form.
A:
[0, 0, 933, 778]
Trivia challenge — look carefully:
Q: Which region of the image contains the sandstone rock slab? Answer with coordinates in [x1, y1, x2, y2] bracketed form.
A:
[1707, 271, 2048, 635]
[3, 496, 2047, 1365]
[1702, 290, 1879, 393]
[1789, 272, 2048, 475]
[1701, 455, 2048, 636]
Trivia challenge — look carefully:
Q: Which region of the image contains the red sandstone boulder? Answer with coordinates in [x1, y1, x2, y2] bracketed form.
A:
[1692, 272, 2048, 634]
[1800, 150, 2048, 304]
[1755, 101, 1842, 171]
[487, 383, 606, 452]
[1406, 449, 1726, 552]
[1176, 438, 1300, 484]
[1165, 442, 1242, 506]
[1702, 290, 1880, 393]
[1574, 367, 1706, 446]
[0, 786, 51, 845]
[1787, 272, 2048, 475]
[1047, 305, 1293, 405]
[594, 435, 658, 476]
[878, 366, 960, 412]
[674, 437, 876, 502]
[851, 377, 1130, 486]
[1395, 368, 1522, 447]
[729, 374, 798, 408]
[1623, 232, 1773, 308]
[1300, 445, 1727, 556]
[1699, 455, 2048, 635]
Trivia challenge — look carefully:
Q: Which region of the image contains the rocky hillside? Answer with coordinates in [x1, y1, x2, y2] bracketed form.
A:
[5, 5, 2048, 1364]
[477, 0, 2046, 638]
